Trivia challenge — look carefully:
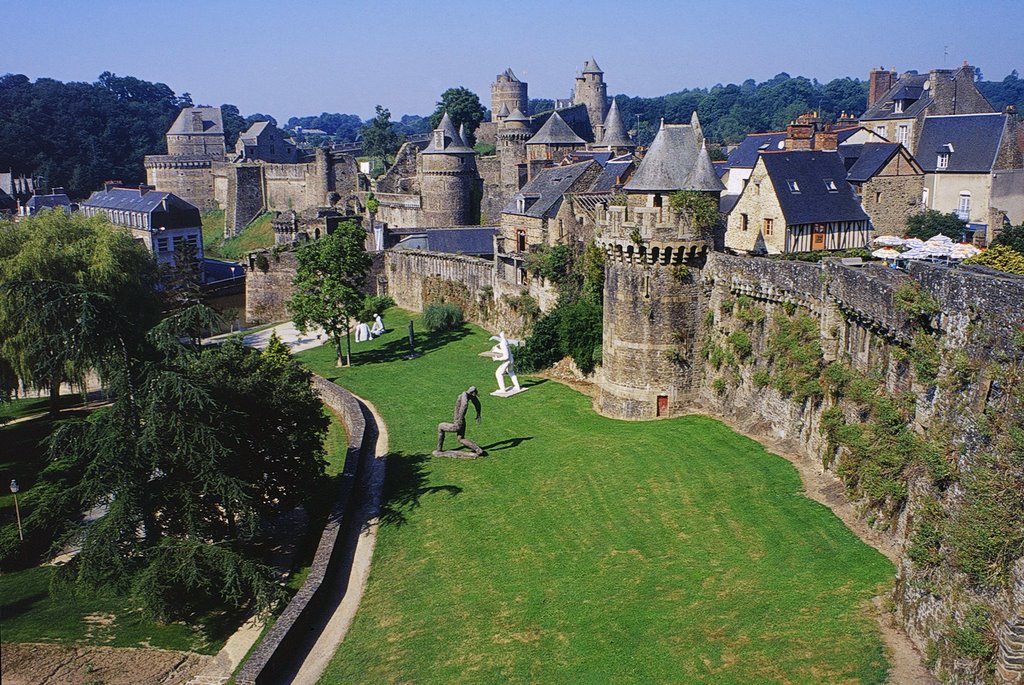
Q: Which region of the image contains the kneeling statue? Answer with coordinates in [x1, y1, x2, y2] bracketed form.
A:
[435, 386, 483, 458]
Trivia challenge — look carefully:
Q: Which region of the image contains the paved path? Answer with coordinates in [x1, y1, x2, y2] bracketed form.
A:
[205, 321, 327, 353]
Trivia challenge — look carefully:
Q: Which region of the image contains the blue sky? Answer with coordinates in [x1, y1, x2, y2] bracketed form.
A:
[5, 0, 1020, 121]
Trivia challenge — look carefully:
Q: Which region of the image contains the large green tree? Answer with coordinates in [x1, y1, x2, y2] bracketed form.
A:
[33, 333, 328, 620]
[289, 221, 373, 367]
[0, 210, 160, 412]
[360, 105, 402, 171]
[992, 222, 1024, 255]
[905, 210, 967, 241]
[429, 87, 486, 146]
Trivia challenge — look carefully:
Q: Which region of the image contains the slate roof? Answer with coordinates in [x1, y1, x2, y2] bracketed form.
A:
[582, 58, 602, 74]
[503, 160, 596, 218]
[860, 73, 931, 121]
[238, 120, 270, 143]
[600, 99, 634, 148]
[915, 113, 1008, 172]
[497, 103, 510, 118]
[505, 107, 529, 123]
[624, 123, 724, 193]
[167, 107, 224, 135]
[423, 112, 474, 154]
[845, 143, 908, 182]
[527, 110, 585, 146]
[82, 188, 200, 229]
[759, 151, 869, 226]
[727, 132, 788, 169]
[569, 150, 614, 165]
[392, 227, 497, 256]
[502, 68, 521, 82]
[25, 193, 71, 212]
[590, 157, 635, 193]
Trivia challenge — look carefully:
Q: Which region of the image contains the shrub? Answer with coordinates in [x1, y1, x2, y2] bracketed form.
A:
[964, 244, 1024, 276]
[949, 605, 994, 661]
[358, 294, 395, 322]
[905, 209, 966, 241]
[908, 331, 940, 385]
[557, 296, 603, 374]
[907, 496, 946, 568]
[516, 308, 563, 372]
[712, 377, 727, 394]
[728, 330, 752, 359]
[893, 281, 940, 319]
[422, 303, 463, 332]
[752, 368, 772, 388]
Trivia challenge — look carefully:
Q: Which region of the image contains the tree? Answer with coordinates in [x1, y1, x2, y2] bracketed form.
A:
[34, 334, 328, 620]
[429, 87, 486, 146]
[360, 105, 402, 170]
[0, 211, 160, 413]
[289, 221, 373, 367]
[905, 210, 967, 241]
[220, 104, 248, 150]
[992, 223, 1024, 255]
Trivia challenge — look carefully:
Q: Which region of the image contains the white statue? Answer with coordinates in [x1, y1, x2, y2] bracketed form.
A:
[354, 321, 371, 342]
[491, 332, 521, 394]
[370, 313, 384, 337]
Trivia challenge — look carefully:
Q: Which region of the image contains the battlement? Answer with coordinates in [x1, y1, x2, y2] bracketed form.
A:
[144, 155, 217, 170]
[596, 203, 712, 247]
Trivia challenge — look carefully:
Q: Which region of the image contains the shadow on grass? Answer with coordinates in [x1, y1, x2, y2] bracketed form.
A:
[0, 590, 48, 621]
[350, 325, 474, 367]
[380, 451, 462, 528]
[481, 436, 533, 451]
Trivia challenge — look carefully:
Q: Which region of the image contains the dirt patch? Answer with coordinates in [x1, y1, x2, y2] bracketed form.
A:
[534, 358, 598, 398]
[1, 643, 212, 685]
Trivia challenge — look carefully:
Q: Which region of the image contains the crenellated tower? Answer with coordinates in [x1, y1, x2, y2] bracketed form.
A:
[573, 58, 609, 143]
[419, 112, 481, 226]
[491, 68, 528, 123]
[497, 107, 531, 199]
[595, 118, 724, 420]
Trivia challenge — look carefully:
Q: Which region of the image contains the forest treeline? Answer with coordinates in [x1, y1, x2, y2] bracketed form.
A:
[2, 70, 1021, 198]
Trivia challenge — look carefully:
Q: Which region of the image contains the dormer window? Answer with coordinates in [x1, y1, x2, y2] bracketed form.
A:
[434, 130, 444, 148]
[516, 196, 525, 213]
[893, 99, 903, 114]
[824, 179, 838, 193]
[937, 152, 950, 169]
[786, 179, 800, 193]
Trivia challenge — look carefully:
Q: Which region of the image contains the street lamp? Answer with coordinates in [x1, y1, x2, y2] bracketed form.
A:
[10, 479, 23, 541]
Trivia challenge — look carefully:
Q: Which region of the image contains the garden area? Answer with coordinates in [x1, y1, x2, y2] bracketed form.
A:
[296, 309, 895, 684]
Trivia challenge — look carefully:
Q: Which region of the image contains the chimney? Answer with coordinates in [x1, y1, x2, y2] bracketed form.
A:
[191, 109, 204, 132]
[139, 183, 153, 196]
[868, 67, 897, 108]
[104, 180, 121, 192]
[51, 187, 65, 196]
[785, 122, 814, 150]
[815, 125, 838, 151]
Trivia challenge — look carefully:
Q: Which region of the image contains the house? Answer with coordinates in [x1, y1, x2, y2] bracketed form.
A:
[843, 142, 924, 235]
[234, 121, 300, 163]
[916, 111, 1024, 244]
[22, 188, 72, 216]
[859, 63, 993, 154]
[724, 150, 870, 254]
[81, 183, 203, 265]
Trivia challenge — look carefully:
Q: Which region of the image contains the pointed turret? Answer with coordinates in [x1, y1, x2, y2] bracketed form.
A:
[690, 111, 704, 147]
[599, 99, 635, 150]
[505, 107, 529, 124]
[496, 102, 510, 120]
[582, 57, 603, 74]
[527, 111, 585, 146]
[459, 123, 471, 148]
[684, 142, 725, 192]
[624, 121, 721, 193]
[424, 111, 473, 154]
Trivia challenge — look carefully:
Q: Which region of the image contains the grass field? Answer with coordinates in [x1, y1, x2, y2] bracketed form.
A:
[202, 209, 274, 261]
[296, 311, 895, 684]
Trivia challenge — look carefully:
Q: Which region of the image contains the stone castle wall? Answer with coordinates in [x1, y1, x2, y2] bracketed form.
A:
[478, 157, 503, 225]
[226, 165, 266, 237]
[145, 157, 219, 212]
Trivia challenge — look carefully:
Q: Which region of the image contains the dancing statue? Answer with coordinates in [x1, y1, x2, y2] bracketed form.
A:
[370, 313, 384, 337]
[491, 332, 521, 395]
[434, 386, 483, 458]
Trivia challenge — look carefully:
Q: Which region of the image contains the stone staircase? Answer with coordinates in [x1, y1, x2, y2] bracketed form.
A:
[997, 618, 1024, 684]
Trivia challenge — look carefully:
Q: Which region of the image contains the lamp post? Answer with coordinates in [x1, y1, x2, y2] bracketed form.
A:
[10, 479, 23, 541]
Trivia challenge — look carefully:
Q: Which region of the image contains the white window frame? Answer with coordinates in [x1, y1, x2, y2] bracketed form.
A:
[937, 152, 949, 170]
[897, 125, 908, 146]
[957, 192, 971, 221]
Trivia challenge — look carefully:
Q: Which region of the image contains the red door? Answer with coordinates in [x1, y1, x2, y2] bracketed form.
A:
[657, 395, 668, 417]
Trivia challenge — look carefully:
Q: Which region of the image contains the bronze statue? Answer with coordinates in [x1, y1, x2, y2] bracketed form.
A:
[434, 386, 483, 458]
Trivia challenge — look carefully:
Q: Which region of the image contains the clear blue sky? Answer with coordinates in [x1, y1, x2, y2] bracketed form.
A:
[5, 0, 1020, 122]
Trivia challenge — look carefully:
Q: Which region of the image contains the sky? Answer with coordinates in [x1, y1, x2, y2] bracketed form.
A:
[4, 0, 1021, 123]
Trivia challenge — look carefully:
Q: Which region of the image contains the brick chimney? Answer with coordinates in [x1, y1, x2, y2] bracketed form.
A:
[815, 125, 838, 151]
[139, 184, 153, 196]
[191, 109, 205, 132]
[103, 180, 122, 192]
[785, 122, 814, 150]
[868, 67, 897, 108]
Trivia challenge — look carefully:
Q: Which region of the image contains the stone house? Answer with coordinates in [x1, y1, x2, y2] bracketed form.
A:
[233, 121, 300, 163]
[859, 63, 993, 155]
[724, 151, 870, 254]
[843, 142, 923, 235]
[916, 111, 1024, 244]
[81, 183, 202, 265]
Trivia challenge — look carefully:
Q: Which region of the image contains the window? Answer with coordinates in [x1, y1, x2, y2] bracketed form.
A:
[937, 152, 950, 169]
[824, 179, 838, 192]
[897, 125, 909, 146]
[957, 192, 971, 221]
[875, 191, 882, 204]
[922, 188, 929, 206]
[740, 213, 749, 231]
[764, 218, 774, 236]
[874, 125, 887, 138]
[516, 230, 526, 252]
[893, 100, 903, 114]
[156, 237, 170, 252]
[786, 179, 800, 193]
[754, 182, 761, 196]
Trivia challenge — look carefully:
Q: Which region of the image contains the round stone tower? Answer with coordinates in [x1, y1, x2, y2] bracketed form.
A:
[497, 107, 531, 198]
[573, 58, 609, 142]
[491, 68, 528, 123]
[419, 112, 480, 226]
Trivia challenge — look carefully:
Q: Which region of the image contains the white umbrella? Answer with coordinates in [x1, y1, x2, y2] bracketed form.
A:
[926, 234, 954, 245]
[872, 247, 902, 260]
[949, 243, 981, 260]
[904, 238, 926, 249]
[900, 247, 931, 260]
[872, 235, 905, 247]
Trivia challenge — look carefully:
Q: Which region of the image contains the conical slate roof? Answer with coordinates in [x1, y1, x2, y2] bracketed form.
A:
[623, 122, 722, 193]
[497, 102, 510, 118]
[527, 111, 585, 146]
[600, 99, 634, 148]
[683, 142, 726, 192]
[582, 57, 603, 74]
[690, 111, 704, 147]
[503, 68, 521, 82]
[423, 111, 474, 154]
[505, 107, 529, 123]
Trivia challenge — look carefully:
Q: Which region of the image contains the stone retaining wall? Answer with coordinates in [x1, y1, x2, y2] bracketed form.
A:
[234, 375, 369, 685]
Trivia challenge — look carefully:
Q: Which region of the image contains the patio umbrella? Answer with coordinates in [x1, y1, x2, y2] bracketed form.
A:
[904, 238, 926, 249]
[871, 247, 902, 260]
[926, 234, 954, 245]
[872, 235, 905, 247]
[949, 243, 981, 260]
[900, 247, 931, 260]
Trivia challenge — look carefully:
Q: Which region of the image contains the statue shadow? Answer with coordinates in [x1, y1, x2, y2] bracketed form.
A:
[352, 325, 473, 366]
[521, 378, 548, 389]
[481, 436, 533, 452]
[379, 451, 463, 528]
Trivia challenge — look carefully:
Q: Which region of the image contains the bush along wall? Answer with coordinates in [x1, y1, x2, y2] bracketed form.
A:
[697, 253, 1024, 684]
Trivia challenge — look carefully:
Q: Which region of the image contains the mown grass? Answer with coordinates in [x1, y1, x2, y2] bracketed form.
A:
[203, 210, 274, 261]
[296, 310, 894, 684]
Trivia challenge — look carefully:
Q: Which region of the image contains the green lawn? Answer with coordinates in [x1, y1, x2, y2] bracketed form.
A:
[297, 310, 894, 684]
[203, 210, 275, 261]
